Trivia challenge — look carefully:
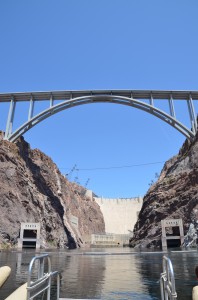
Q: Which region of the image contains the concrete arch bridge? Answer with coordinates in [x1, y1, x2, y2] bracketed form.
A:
[0, 89, 197, 142]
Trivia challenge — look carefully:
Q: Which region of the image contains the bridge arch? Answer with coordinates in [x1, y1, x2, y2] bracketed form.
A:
[2, 91, 198, 142]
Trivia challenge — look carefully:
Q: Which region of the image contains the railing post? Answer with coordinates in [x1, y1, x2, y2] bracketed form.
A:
[160, 256, 177, 299]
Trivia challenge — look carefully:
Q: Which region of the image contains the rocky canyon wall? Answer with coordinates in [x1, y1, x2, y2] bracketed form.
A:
[130, 132, 198, 248]
[0, 134, 105, 249]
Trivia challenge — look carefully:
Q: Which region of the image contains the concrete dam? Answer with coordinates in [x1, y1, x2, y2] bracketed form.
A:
[94, 196, 143, 235]
[85, 190, 143, 246]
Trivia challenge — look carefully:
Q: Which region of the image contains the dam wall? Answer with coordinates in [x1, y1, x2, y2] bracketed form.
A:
[94, 196, 143, 235]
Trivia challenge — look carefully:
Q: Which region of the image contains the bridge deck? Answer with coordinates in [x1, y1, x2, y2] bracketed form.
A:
[0, 89, 198, 102]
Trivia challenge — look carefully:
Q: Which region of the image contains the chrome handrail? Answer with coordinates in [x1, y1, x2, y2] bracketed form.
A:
[27, 253, 59, 300]
[160, 256, 177, 300]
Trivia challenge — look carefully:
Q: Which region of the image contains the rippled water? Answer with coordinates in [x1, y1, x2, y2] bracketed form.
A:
[0, 247, 197, 299]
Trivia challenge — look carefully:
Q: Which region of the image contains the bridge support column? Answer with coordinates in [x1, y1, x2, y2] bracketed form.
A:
[169, 96, 176, 118]
[28, 95, 34, 120]
[149, 93, 154, 106]
[50, 94, 54, 107]
[5, 98, 16, 140]
[187, 95, 197, 134]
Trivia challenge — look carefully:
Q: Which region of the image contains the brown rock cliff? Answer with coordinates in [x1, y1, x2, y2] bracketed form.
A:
[0, 135, 105, 249]
[130, 132, 198, 248]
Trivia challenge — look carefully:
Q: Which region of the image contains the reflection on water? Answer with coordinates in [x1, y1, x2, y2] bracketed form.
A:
[58, 254, 104, 299]
[0, 248, 197, 299]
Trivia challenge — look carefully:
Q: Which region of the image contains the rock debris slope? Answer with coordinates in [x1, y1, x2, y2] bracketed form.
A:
[0, 134, 105, 249]
[130, 132, 198, 248]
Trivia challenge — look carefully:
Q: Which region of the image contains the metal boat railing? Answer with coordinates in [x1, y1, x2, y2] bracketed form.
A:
[160, 255, 177, 300]
[27, 253, 59, 300]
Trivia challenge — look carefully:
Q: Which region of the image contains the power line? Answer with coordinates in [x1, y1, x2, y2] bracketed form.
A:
[77, 161, 165, 171]
[61, 161, 165, 172]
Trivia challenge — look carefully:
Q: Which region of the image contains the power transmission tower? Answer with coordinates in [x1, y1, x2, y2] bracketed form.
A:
[73, 167, 80, 184]
[85, 178, 90, 188]
[65, 164, 77, 181]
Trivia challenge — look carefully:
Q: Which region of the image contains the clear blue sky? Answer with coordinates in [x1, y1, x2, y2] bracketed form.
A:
[0, 1, 198, 198]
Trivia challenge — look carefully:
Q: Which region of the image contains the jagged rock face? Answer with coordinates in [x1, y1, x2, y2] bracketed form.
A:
[130, 133, 198, 249]
[0, 135, 105, 249]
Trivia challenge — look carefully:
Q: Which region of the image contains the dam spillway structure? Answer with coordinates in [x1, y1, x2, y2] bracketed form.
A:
[18, 222, 41, 250]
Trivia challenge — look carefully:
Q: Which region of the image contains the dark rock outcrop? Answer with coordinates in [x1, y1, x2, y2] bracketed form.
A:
[130, 132, 198, 249]
[0, 134, 105, 249]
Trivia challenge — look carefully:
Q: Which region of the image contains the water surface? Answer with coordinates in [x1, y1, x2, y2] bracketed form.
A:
[0, 247, 197, 299]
